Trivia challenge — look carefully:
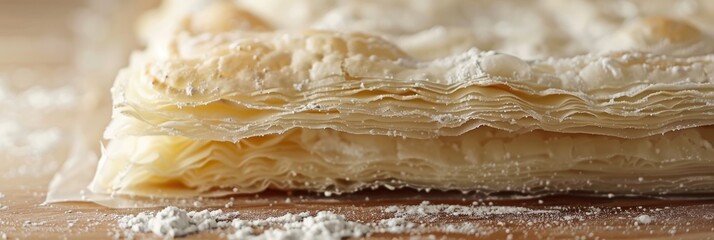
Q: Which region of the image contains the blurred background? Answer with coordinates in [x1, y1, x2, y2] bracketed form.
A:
[0, 0, 158, 190]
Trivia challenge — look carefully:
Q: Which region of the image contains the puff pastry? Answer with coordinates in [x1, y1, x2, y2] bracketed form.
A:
[91, 0, 714, 198]
[91, 127, 714, 197]
[106, 30, 714, 141]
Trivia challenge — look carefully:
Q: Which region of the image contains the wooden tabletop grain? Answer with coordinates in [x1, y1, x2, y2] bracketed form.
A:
[1, 172, 713, 239]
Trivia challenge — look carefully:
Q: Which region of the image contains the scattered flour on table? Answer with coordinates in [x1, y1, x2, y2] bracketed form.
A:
[117, 202, 558, 239]
[377, 217, 416, 233]
[118, 206, 238, 238]
[230, 211, 370, 240]
[634, 214, 653, 225]
[384, 201, 555, 217]
[118, 207, 370, 239]
[378, 201, 556, 235]
[0, 192, 5, 210]
[67, 219, 79, 229]
[23, 221, 47, 227]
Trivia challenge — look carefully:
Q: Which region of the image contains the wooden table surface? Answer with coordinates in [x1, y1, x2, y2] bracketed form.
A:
[1, 172, 713, 239]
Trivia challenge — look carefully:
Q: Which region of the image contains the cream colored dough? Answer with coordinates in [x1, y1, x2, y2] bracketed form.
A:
[106, 30, 714, 141]
[91, 127, 714, 197]
[88, 0, 714, 198]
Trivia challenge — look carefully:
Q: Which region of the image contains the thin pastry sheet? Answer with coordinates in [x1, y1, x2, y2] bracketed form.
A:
[91, 127, 714, 197]
[82, 0, 714, 200]
[105, 30, 714, 141]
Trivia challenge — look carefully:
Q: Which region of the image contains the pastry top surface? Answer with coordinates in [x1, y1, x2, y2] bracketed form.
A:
[106, 0, 714, 141]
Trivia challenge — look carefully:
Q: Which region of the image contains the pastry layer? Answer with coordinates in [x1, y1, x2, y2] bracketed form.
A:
[91, 0, 714, 199]
[106, 31, 714, 141]
[153, 0, 714, 59]
[91, 127, 714, 197]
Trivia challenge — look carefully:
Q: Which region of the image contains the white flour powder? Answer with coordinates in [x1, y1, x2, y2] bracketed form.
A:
[230, 211, 370, 239]
[119, 207, 370, 239]
[377, 217, 416, 233]
[634, 214, 653, 225]
[384, 201, 554, 217]
[117, 202, 557, 239]
[376, 201, 556, 235]
[118, 206, 238, 238]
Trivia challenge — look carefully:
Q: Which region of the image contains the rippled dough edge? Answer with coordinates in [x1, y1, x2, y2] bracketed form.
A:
[106, 29, 714, 141]
[92, 0, 714, 198]
[91, 127, 714, 197]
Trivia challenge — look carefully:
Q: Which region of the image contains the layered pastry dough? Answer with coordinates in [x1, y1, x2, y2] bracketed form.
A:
[237, 0, 714, 58]
[106, 30, 714, 140]
[91, 0, 714, 198]
[91, 127, 714, 197]
[145, 0, 714, 59]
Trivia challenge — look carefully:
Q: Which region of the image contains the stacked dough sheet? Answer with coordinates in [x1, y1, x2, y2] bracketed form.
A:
[91, 0, 714, 197]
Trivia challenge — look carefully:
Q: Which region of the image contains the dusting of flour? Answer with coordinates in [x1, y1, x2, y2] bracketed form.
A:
[118, 206, 238, 238]
[0, 192, 6, 210]
[384, 200, 555, 217]
[634, 214, 653, 225]
[119, 207, 371, 239]
[117, 202, 557, 239]
[230, 211, 370, 239]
